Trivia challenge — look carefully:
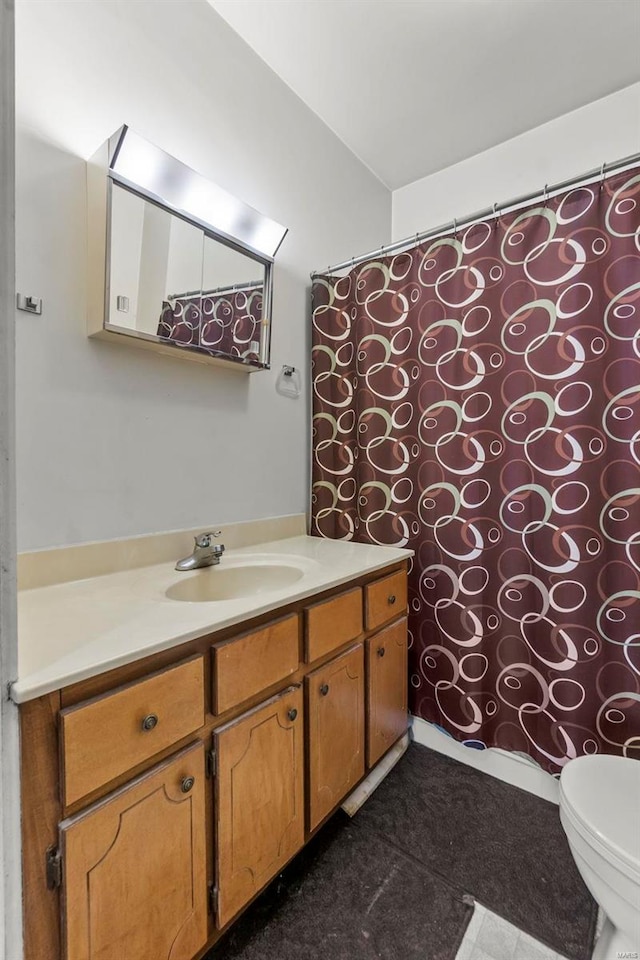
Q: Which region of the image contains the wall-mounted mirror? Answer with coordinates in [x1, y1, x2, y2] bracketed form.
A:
[88, 127, 287, 372]
[108, 184, 267, 364]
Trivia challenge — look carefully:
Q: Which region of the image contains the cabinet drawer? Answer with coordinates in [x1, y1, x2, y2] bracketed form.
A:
[60, 655, 205, 807]
[364, 569, 407, 631]
[211, 614, 299, 714]
[304, 587, 362, 662]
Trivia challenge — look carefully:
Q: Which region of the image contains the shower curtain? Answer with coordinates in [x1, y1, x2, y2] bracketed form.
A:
[158, 284, 263, 360]
[311, 167, 640, 774]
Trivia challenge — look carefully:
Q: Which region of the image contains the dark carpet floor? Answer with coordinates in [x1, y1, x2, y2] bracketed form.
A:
[353, 743, 598, 960]
[208, 742, 598, 960]
[209, 811, 472, 960]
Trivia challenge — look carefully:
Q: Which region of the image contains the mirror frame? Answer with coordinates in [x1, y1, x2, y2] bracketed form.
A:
[87, 126, 286, 373]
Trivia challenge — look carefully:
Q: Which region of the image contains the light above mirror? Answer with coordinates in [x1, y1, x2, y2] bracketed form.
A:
[110, 126, 287, 259]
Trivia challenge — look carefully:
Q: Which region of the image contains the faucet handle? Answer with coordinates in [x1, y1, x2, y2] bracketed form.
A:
[194, 530, 221, 549]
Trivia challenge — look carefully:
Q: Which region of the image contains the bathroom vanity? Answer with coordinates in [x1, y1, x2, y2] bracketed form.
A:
[15, 531, 411, 960]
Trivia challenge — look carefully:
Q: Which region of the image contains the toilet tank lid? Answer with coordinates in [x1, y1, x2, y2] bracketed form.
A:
[560, 755, 640, 864]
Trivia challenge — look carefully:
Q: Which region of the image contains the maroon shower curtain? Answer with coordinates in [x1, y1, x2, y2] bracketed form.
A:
[311, 167, 640, 775]
[158, 286, 263, 360]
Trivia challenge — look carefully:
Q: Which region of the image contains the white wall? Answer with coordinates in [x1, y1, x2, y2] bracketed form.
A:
[392, 82, 640, 239]
[14, 0, 390, 551]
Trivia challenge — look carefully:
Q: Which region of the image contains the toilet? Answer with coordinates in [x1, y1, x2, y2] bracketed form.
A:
[559, 755, 640, 960]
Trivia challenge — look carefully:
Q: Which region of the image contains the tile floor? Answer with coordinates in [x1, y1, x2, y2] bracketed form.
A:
[456, 903, 570, 960]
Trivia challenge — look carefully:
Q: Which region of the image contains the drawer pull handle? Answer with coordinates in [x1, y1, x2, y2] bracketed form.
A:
[141, 713, 158, 732]
[181, 776, 195, 794]
[320, 683, 330, 697]
[287, 707, 298, 722]
[377, 646, 386, 658]
[388, 594, 396, 605]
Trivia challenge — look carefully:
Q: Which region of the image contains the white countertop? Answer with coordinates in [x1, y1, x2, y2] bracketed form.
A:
[13, 535, 412, 703]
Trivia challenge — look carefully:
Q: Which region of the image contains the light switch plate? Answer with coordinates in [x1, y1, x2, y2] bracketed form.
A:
[17, 294, 42, 315]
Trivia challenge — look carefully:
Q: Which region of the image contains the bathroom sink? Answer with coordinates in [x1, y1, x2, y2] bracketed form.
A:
[165, 561, 306, 602]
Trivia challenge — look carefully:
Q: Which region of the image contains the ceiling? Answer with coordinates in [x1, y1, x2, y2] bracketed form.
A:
[208, 0, 640, 190]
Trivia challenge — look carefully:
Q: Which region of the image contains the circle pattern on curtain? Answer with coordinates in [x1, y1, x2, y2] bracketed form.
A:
[311, 168, 640, 774]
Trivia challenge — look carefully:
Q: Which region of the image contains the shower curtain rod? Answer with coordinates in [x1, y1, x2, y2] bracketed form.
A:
[311, 150, 640, 279]
[168, 279, 263, 300]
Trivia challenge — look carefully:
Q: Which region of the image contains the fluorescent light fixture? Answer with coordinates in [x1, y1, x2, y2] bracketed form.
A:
[106, 126, 287, 260]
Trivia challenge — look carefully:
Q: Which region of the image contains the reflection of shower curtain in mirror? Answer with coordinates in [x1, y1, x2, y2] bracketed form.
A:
[311, 167, 640, 775]
[157, 284, 263, 359]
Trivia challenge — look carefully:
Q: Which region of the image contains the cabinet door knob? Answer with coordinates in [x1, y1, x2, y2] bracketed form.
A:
[181, 776, 195, 794]
[141, 713, 158, 732]
[388, 594, 396, 605]
[287, 707, 298, 722]
[320, 683, 330, 697]
[377, 646, 386, 658]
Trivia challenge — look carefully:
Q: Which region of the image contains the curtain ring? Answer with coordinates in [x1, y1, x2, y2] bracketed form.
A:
[600, 161, 607, 191]
[452, 217, 458, 238]
[543, 184, 549, 206]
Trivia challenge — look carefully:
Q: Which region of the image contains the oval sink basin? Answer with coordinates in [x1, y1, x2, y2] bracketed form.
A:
[165, 563, 305, 602]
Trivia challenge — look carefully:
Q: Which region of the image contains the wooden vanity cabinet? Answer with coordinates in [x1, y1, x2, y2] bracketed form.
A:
[214, 686, 304, 927]
[366, 618, 409, 768]
[20, 560, 409, 960]
[306, 643, 365, 831]
[60, 743, 207, 960]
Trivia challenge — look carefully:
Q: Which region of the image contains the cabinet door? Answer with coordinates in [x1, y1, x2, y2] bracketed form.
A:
[60, 743, 206, 960]
[367, 618, 408, 768]
[306, 643, 365, 832]
[214, 685, 304, 929]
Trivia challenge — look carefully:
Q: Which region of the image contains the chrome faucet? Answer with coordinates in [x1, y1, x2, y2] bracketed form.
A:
[175, 531, 225, 571]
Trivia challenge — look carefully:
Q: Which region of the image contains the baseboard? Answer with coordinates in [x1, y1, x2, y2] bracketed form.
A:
[411, 716, 560, 805]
